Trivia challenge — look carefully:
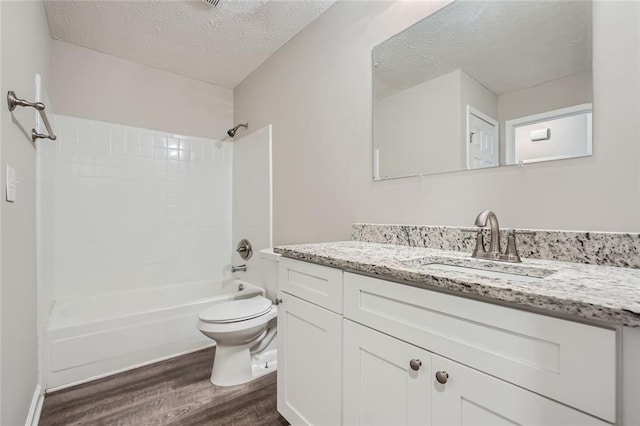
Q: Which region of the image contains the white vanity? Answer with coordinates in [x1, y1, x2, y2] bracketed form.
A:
[274, 240, 640, 426]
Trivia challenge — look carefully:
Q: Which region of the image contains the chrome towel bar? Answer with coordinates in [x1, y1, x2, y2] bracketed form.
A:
[7, 91, 57, 142]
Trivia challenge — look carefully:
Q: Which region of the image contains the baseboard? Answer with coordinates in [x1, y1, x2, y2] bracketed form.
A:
[46, 343, 215, 394]
[25, 384, 44, 426]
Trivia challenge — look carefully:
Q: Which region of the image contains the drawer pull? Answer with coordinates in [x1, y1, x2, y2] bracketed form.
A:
[435, 370, 449, 384]
[409, 359, 422, 371]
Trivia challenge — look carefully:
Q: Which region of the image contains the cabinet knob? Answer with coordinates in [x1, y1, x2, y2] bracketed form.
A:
[409, 359, 422, 371]
[435, 370, 449, 384]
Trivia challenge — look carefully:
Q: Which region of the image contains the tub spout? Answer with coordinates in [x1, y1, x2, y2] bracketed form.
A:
[231, 264, 247, 273]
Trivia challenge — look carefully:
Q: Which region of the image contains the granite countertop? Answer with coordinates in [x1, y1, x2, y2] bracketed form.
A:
[274, 241, 640, 327]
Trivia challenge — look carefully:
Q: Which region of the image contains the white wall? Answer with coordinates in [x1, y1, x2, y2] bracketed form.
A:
[375, 69, 460, 178]
[376, 68, 498, 177]
[234, 1, 640, 244]
[40, 115, 233, 300]
[0, 1, 50, 423]
[50, 40, 233, 140]
[231, 125, 272, 291]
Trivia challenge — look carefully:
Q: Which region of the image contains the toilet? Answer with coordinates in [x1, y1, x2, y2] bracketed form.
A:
[197, 248, 280, 386]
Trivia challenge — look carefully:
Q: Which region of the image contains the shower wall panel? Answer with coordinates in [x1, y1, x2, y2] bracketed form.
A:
[231, 125, 273, 286]
[39, 115, 233, 300]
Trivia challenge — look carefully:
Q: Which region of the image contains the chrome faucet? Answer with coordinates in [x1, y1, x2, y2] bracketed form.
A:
[231, 264, 247, 273]
[470, 210, 531, 263]
[474, 210, 501, 256]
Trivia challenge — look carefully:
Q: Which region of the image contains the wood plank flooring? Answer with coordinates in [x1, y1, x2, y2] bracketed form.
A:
[39, 348, 288, 426]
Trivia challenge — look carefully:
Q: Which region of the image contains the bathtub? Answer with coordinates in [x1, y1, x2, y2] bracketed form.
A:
[45, 278, 263, 390]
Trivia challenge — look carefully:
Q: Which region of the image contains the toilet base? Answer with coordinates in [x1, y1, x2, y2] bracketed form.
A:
[210, 344, 277, 387]
[251, 348, 278, 378]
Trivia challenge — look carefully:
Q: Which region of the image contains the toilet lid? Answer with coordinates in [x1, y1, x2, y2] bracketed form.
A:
[198, 296, 272, 323]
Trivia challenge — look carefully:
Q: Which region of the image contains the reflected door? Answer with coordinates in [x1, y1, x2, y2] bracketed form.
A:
[467, 108, 498, 169]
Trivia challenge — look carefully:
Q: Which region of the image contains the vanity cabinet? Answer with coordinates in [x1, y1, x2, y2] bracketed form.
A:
[343, 318, 608, 426]
[277, 258, 343, 426]
[343, 272, 616, 423]
[278, 258, 617, 425]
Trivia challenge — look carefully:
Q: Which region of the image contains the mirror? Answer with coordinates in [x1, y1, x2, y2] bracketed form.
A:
[372, 1, 593, 180]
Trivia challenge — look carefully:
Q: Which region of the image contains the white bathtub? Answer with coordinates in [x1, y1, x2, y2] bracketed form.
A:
[45, 278, 263, 390]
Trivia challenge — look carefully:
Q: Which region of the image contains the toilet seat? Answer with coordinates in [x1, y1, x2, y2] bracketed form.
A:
[199, 295, 273, 323]
[197, 305, 277, 335]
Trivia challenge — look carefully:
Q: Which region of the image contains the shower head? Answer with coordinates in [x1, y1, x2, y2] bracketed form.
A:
[227, 123, 248, 138]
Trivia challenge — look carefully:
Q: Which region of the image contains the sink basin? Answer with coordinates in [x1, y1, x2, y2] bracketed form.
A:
[418, 263, 545, 282]
[401, 256, 557, 282]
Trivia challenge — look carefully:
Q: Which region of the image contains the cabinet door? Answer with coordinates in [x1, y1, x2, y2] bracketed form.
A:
[277, 292, 342, 426]
[343, 320, 431, 426]
[431, 355, 608, 426]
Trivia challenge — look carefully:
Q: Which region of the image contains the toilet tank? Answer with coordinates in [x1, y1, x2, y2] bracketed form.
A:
[259, 248, 281, 301]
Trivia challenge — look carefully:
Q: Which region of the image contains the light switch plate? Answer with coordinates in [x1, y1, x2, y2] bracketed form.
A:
[530, 128, 551, 142]
[6, 165, 16, 202]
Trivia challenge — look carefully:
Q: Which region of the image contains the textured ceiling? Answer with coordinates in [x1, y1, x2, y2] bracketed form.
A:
[374, 1, 592, 99]
[44, 0, 336, 88]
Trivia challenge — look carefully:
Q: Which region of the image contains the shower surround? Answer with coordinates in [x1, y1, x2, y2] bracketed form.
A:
[37, 115, 244, 388]
[39, 115, 233, 299]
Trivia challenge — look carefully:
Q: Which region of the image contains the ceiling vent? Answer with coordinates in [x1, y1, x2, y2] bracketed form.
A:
[202, 0, 220, 6]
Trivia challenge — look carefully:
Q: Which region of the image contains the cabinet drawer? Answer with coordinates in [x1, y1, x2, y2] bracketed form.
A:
[344, 272, 617, 423]
[279, 257, 343, 313]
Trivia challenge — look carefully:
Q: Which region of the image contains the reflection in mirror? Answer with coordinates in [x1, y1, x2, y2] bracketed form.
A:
[372, 1, 592, 180]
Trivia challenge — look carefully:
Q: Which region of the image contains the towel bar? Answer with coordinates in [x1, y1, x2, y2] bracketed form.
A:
[7, 90, 57, 142]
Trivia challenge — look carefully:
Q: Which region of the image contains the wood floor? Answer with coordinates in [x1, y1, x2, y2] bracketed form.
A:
[39, 348, 288, 426]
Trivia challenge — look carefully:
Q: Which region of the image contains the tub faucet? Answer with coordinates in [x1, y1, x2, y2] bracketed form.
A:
[232, 264, 247, 273]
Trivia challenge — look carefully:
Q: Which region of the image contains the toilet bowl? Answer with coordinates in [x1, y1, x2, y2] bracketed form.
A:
[197, 295, 277, 386]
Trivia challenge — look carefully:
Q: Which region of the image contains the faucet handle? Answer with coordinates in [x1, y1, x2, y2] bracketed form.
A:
[463, 228, 487, 258]
[504, 230, 521, 262]
[470, 229, 486, 257]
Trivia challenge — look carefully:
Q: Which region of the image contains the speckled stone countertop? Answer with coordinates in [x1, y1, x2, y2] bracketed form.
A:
[274, 241, 640, 327]
[352, 223, 640, 269]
